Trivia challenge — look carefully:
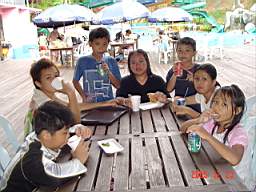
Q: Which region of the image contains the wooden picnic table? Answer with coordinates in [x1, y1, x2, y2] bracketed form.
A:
[41, 105, 247, 192]
[110, 41, 135, 58]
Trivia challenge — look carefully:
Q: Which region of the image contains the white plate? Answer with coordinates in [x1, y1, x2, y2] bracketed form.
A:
[139, 102, 165, 110]
[97, 138, 124, 154]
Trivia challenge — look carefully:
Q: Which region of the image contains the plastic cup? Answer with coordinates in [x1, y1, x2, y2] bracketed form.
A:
[176, 98, 186, 105]
[67, 135, 81, 152]
[130, 95, 141, 112]
[51, 77, 63, 90]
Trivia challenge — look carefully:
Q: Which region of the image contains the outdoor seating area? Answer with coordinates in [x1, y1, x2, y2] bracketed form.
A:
[0, 0, 256, 191]
[0, 42, 255, 191]
[37, 106, 247, 192]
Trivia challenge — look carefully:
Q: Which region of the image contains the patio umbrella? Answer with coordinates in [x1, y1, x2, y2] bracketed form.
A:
[93, 0, 150, 25]
[33, 4, 95, 28]
[148, 7, 193, 22]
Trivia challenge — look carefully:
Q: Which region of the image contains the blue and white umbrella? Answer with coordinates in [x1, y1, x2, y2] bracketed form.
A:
[33, 4, 95, 28]
[148, 7, 193, 22]
[93, 0, 150, 25]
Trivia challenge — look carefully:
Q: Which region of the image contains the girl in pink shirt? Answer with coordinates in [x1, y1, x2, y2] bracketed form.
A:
[181, 85, 248, 166]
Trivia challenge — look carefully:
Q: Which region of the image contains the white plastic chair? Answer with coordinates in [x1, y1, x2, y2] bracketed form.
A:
[235, 116, 256, 191]
[242, 95, 256, 128]
[0, 144, 11, 178]
[235, 95, 256, 190]
[209, 36, 224, 60]
[0, 143, 25, 190]
[0, 115, 20, 153]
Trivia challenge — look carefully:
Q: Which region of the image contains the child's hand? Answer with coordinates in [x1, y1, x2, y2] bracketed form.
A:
[60, 81, 75, 95]
[186, 73, 193, 82]
[198, 109, 219, 124]
[173, 104, 188, 115]
[75, 125, 92, 140]
[186, 124, 211, 140]
[114, 97, 131, 108]
[172, 62, 179, 76]
[155, 91, 167, 103]
[103, 99, 119, 107]
[172, 62, 183, 76]
[101, 62, 110, 73]
[72, 140, 89, 164]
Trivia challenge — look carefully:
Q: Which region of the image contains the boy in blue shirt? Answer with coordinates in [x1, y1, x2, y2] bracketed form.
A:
[73, 27, 121, 103]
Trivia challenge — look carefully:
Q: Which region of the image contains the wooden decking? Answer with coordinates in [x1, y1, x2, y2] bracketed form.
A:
[0, 44, 255, 153]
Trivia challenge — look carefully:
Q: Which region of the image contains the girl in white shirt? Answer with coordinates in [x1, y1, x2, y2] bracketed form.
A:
[173, 63, 220, 118]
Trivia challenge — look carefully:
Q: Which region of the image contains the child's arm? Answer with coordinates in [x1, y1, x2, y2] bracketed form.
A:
[180, 117, 200, 133]
[181, 110, 217, 133]
[187, 125, 244, 165]
[173, 105, 200, 118]
[102, 62, 120, 89]
[185, 95, 196, 105]
[73, 79, 87, 103]
[107, 70, 120, 88]
[54, 82, 80, 123]
[166, 73, 177, 92]
[79, 99, 119, 111]
[166, 63, 180, 92]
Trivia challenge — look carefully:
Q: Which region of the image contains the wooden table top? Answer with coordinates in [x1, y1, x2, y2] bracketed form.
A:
[49, 47, 74, 51]
[39, 105, 247, 192]
[110, 41, 135, 47]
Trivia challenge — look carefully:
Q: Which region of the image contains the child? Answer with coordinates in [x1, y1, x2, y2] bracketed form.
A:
[25, 58, 80, 137]
[116, 49, 169, 103]
[25, 58, 119, 137]
[2, 101, 91, 191]
[166, 37, 200, 97]
[181, 85, 248, 166]
[173, 63, 220, 118]
[73, 27, 121, 103]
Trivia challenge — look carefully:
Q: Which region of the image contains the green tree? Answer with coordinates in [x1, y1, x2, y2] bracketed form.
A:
[30, 0, 84, 10]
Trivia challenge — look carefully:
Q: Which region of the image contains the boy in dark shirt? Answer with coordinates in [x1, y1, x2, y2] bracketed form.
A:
[2, 101, 91, 192]
[166, 37, 200, 97]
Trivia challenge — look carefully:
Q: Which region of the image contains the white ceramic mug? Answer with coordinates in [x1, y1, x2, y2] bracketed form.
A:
[130, 95, 141, 112]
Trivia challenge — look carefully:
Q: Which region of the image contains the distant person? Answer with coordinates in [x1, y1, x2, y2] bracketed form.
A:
[47, 27, 64, 43]
[181, 85, 248, 166]
[124, 29, 138, 41]
[167, 27, 180, 41]
[166, 37, 200, 97]
[47, 27, 64, 62]
[73, 27, 121, 103]
[38, 32, 48, 51]
[173, 63, 220, 118]
[114, 31, 124, 41]
[116, 49, 169, 103]
[153, 30, 170, 64]
[2, 101, 91, 192]
[115, 29, 138, 65]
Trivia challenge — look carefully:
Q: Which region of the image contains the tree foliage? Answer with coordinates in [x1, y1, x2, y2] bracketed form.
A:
[30, 0, 84, 10]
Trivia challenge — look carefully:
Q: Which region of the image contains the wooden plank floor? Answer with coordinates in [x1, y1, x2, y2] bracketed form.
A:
[0, 44, 255, 154]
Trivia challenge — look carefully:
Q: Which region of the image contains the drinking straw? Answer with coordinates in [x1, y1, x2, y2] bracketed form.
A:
[184, 87, 189, 98]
